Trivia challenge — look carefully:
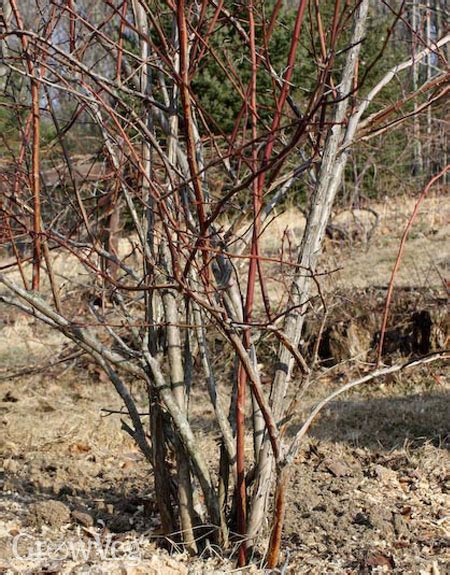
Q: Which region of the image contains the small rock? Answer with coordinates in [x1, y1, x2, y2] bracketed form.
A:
[72, 510, 94, 528]
[324, 458, 351, 477]
[354, 512, 372, 527]
[374, 464, 397, 483]
[28, 500, 71, 528]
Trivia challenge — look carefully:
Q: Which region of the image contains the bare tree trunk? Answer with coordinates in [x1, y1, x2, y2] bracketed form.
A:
[131, 0, 181, 542]
[150, 397, 177, 535]
[160, 241, 198, 554]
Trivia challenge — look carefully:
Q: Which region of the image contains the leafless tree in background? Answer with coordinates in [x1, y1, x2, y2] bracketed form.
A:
[0, 0, 448, 567]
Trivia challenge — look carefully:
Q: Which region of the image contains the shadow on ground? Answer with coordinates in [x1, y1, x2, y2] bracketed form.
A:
[287, 391, 449, 451]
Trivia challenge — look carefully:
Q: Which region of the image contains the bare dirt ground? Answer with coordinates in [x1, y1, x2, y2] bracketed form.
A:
[0, 195, 449, 574]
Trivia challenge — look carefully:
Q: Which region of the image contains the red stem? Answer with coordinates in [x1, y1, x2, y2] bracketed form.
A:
[9, 0, 41, 290]
[116, 0, 127, 83]
[235, 2, 260, 564]
[30, 78, 41, 291]
[177, 0, 210, 281]
[67, 0, 75, 52]
[234, 5, 308, 563]
[377, 165, 449, 364]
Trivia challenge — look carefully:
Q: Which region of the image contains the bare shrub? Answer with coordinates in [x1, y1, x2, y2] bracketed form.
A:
[0, 0, 448, 567]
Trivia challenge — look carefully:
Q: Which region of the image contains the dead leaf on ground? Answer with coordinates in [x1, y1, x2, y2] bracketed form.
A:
[366, 552, 395, 571]
[69, 442, 91, 454]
